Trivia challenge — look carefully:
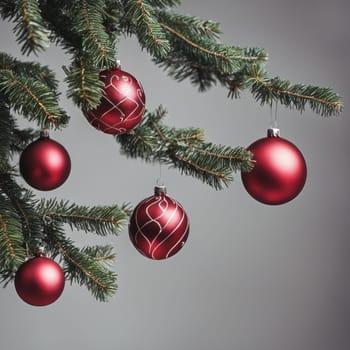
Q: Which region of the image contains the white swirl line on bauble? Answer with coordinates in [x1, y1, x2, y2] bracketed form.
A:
[108, 75, 142, 118]
[149, 197, 178, 247]
[165, 220, 189, 259]
[151, 202, 187, 259]
[134, 196, 166, 252]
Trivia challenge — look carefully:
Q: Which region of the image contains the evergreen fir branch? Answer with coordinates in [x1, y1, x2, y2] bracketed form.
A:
[170, 150, 233, 190]
[116, 106, 253, 189]
[0, 0, 16, 20]
[246, 64, 343, 116]
[10, 127, 39, 154]
[154, 18, 267, 91]
[13, 0, 50, 55]
[0, 106, 39, 157]
[73, 0, 116, 67]
[81, 245, 115, 265]
[0, 173, 42, 256]
[0, 52, 59, 92]
[39, 1, 83, 54]
[156, 10, 221, 40]
[188, 143, 253, 173]
[48, 229, 117, 301]
[160, 22, 239, 72]
[103, 0, 123, 38]
[37, 199, 131, 236]
[0, 211, 26, 272]
[0, 108, 16, 161]
[158, 21, 266, 74]
[123, 0, 170, 58]
[146, 0, 181, 8]
[0, 69, 69, 128]
[63, 56, 104, 110]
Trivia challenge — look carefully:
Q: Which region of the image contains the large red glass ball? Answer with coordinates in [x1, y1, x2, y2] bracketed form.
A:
[15, 256, 65, 306]
[241, 133, 307, 205]
[20, 135, 71, 191]
[129, 187, 190, 260]
[84, 67, 146, 134]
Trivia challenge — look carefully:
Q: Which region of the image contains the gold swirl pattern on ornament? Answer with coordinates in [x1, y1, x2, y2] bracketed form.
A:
[89, 73, 145, 133]
[133, 196, 188, 259]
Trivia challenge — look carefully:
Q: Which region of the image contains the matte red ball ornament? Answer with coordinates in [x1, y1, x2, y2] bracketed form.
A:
[129, 186, 190, 260]
[241, 128, 307, 205]
[84, 67, 146, 134]
[19, 131, 71, 191]
[15, 256, 65, 306]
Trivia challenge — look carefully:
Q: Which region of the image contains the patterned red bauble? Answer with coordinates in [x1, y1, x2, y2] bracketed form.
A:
[129, 186, 190, 260]
[15, 256, 65, 306]
[241, 128, 307, 205]
[84, 67, 145, 134]
[19, 131, 71, 191]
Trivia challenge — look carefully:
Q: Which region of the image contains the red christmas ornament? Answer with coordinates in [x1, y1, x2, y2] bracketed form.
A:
[15, 255, 65, 306]
[241, 128, 307, 205]
[19, 130, 71, 191]
[129, 186, 190, 260]
[84, 67, 146, 134]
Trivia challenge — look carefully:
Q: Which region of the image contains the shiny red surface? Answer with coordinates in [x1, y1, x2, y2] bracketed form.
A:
[84, 68, 145, 134]
[129, 191, 190, 260]
[15, 257, 65, 306]
[19, 136, 71, 191]
[241, 135, 307, 205]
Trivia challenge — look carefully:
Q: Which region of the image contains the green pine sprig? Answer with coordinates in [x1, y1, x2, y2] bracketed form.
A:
[12, 0, 50, 55]
[117, 106, 253, 190]
[245, 64, 343, 116]
[72, 0, 116, 67]
[122, 0, 171, 58]
[47, 226, 118, 301]
[0, 65, 69, 128]
[63, 56, 104, 110]
[37, 199, 131, 236]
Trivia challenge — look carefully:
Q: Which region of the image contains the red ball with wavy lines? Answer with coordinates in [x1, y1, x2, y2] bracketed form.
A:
[84, 67, 145, 134]
[129, 186, 190, 260]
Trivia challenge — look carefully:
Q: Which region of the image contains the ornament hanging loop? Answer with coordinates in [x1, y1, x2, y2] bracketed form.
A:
[115, 59, 121, 70]
[268, 100, 280, 137]
[40, 128, 50, 138]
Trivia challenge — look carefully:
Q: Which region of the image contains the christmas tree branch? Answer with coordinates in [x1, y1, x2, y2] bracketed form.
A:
[0, 173, 43, 256]
[146, 0, 181, 8]
[156, 10, 221, 40]
[47, 227, 117, 301]
[0, 106, 39, 158]
[82, 245, 115, 264]
[116, 106, 253, 189]
[0, 211, 26, 274]
[37, 199, 131, 236]
[63, 56, 104, 110]
[12, 0, 50, 55]
[0, 52, 59, 92]
[123, 0, 170, 58]
[246, 64, 343, 116]
[0, 68, 69, 128]
[73, 0, 116, 67]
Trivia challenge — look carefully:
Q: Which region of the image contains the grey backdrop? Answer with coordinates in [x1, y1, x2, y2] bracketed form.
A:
[0, 1, 349, 349]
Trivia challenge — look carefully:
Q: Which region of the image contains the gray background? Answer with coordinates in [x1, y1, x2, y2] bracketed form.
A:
[0, 0, 349, 349]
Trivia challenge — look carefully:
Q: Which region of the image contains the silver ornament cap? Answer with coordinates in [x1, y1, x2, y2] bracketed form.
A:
[267, 128, 280, 137]
[154, 185, 167, 196]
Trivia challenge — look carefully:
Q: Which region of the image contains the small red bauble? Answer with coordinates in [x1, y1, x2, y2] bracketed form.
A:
[129, 186, 190, 260]
[84, 67, 146, 134]
[19, 131, 71, 191]
[241, 128, 307, 205]
[15, 256, 65, 306]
